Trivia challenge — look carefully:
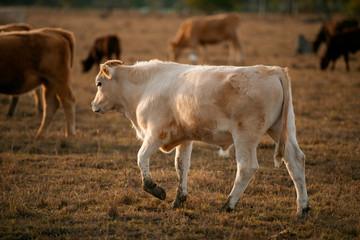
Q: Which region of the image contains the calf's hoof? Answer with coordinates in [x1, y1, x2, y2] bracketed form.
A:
[297, 205, 311, 219]
[219, 200, 234, 213]
[172, 195, 187, 209]
[143, 182, 166, 200]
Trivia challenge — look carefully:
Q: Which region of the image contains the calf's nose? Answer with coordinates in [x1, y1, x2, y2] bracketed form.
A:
[91, 102, 100, 113]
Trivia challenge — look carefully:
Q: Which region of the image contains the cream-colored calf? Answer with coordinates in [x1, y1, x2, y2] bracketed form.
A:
[91, 60, 309, 217]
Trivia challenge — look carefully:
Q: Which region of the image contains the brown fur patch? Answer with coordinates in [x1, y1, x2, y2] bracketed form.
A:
[254, 65, 276, 75]
[237, 121, 243, 129]
[0, 23, 31, 32]
[158, 130, 167, 140]
[160, 138, 187, 153]
[257, 113, 266, 129]
[215, 73, 248, 116]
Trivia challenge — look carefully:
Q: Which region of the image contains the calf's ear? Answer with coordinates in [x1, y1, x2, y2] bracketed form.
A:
[100, 64, 114, 79]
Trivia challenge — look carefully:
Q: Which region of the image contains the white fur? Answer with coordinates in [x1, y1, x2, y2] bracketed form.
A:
[91, 60, 309, 216]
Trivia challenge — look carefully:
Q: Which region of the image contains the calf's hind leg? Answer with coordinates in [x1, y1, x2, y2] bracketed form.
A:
[284, 135, 310, 218]
[220, 132, 259, 212]
[268, 123, 310, 218]
[172, 141, 193, 208]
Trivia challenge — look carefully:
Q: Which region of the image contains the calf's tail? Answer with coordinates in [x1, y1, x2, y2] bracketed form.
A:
[274, 67, 291, 167]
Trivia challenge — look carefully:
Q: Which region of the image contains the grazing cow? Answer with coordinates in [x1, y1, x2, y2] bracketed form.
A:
[0, 23, 43, 117]
[320, 27, 360, 71]
[313, 18, 358, 53]
[0, 28, 76, 137]
[169, 13, 245, 64]
[91, 60, 309, 217]
[82, 34, 121, 72]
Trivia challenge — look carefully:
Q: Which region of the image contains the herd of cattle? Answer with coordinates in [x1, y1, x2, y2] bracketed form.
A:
[301, 17, 360, 71]
[0, 13, 359, 216]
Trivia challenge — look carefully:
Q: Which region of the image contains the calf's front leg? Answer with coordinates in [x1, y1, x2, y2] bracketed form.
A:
[137, 137, 166, 200]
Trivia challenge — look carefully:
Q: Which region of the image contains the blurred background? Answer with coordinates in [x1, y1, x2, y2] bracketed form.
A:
[1, 0, 359, 16]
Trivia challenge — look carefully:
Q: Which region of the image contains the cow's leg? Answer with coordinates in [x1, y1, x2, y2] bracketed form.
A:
[220, 133, 259, 212]
[34, 87, 43, 116]
[199, 44, 208, 63]
[172, 141, 193, 208]
[330, 60, 336, 71]
[37, 85, 59, 138]
[283, 134, 310, 218]
[54, 75, 75, 137]
[106, 51, 112, 60]
[7, 96, 19, 117]
[138, 136, 166, 200]
[343, 53, 350, 72]
[116, 49, 120, 59]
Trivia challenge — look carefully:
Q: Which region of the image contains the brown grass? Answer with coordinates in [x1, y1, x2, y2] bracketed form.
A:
[0, 8, 359, 239]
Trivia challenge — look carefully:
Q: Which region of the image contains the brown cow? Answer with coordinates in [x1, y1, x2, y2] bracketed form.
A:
[0, 28, 76, 137]
[82, 34, 121, 72]
[320, 27, 360, 71]
[169, 13, 245, 64]
[0, 23, 43, 117]
[313, 18, 359, 53]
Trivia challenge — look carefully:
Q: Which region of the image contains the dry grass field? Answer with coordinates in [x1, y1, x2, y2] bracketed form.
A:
[0, 7, 359, 239]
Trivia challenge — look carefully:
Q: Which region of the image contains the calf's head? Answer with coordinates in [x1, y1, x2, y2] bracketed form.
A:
[91, 60, 123, 114]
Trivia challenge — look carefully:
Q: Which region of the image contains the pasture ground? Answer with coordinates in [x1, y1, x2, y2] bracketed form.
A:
[0, 8, 359, 239]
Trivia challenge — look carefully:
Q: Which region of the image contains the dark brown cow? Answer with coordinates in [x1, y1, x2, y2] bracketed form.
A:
[320, 27, 360, 71]
[169, 13, 245, 64]
[313, 18, 359, 53]
[0, 28, 76, 137]
[82, 34, 121, 72]
[0, 23, 43, 117]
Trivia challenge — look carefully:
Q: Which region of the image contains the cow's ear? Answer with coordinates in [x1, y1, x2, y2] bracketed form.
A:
[100, 64, 114, 79]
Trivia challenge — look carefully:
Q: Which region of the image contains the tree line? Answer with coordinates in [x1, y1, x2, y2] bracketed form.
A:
[1, 0, 359, 16]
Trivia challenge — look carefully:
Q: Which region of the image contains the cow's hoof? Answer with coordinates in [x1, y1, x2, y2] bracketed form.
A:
[144, 182, 166, 200]
[172, 195, 187, 209]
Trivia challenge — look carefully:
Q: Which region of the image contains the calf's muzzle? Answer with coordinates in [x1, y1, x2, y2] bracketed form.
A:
[91, 102, 100, 113]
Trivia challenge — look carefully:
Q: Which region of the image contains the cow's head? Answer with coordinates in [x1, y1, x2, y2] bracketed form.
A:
[320, 56, 330, 70]
[81, 57, 94, 72]
[168, 41, 181, 61]
[91, 60, 123, 114]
